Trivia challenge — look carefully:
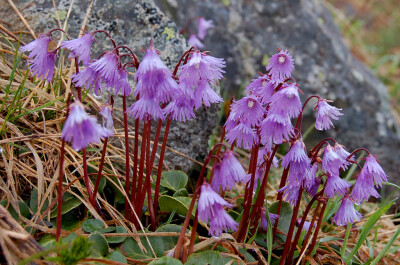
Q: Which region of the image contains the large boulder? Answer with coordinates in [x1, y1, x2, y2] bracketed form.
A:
[156, 0, 400, 193]
[0, 0, 219, 173]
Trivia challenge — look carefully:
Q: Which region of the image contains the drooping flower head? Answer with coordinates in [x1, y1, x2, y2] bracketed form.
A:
[90, 51, 120, 89]
[363, 154, 388, 188]
[315, 99, 343, 131]
[179, 50, 225, 109]
[282, 139, 311, 184]
[246, 75, 275, 104]
[62, 101, 106, 151]
[163, 94, 196, 122]
[304, 163, 319, 191]
[20, 34, 56, 82]
[350, 171, 380, 204]
[279, 181, 302, 207]
[71, 64, 102, 96]
[324, 174, 351, 198]
[188, 34, 204, 49]
[220, 149, 247, 183]
[332, 196, 362, 226]
[134, 40, 178, 102]
[322, 144, 346, 176]
[20, 34, 51, 61]
[225, 121, 258, 150]
[228, 95, 266, 127]
[334, 143, 353, 170]
[260, 113, 294, 145]
[198, 182, 238, 237]
[266, 49, 294, 83]
[100, 104, 114, 137]
[61, 33, 95, 65]
[269, 83, 302, 119]
[111, 69, 132, 96]
[197, 17, 214, 39]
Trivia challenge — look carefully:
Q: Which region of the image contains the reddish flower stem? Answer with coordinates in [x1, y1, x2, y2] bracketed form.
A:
[279, 187, 303, 265]
[306, 200, 328, 256]
[153, 117, 172, 215]
[188, 209, 199, 256]
[122, 95, 131, 219]
[91, 30, 117, 48]
[56, 95, 72, 241]
[130, 98, 140, 221]
[172, 47, 195, 77]
[135, 121, 149, 218]
[272, 166, 290, 241]
[294, 95, 321, 130]
[249, 146, 279, 227]
[298, 202, 322, 259]
[92, 137, 108, 209]
[236, 145, 259, 242]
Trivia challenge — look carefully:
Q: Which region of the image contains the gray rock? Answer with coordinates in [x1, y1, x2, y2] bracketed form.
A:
[156, 0, 400, 192]
[0, 0, 219, 173]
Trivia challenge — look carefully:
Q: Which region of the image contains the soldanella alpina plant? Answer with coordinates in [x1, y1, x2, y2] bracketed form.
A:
[18, 28, 397, 265]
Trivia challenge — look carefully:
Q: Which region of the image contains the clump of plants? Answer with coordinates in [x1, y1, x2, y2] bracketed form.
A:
[1, 22, 399, 265]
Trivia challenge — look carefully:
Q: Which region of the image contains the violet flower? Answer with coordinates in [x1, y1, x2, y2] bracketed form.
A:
[61, 33, 95, 65]
[279, 181, 302, 207]
[100, 105, 114, 137]
[163, 94, 196, 122]
[322, 144, 346, 176]
[72, 65, 102, 96]
[260, 113, 294, 145]
[266, 50, 295, 83]
[246, 75, 275, 104]
[133, 41, 177, 102]
[62, 101, 106, 151]
[268, 83, 302, 119]
[20, 34, 51, 61]
[29, 51, 57, 82]
[363, 154, 388, 188]
[188, 34, 204, 49]
[332, 196, 362, 226]
[90, 51, 120, 88]
[225, 121, 258, 150]
[351, 171, 380, 204]
[334, 143, 353, 170]
[111, 69, 132, 96]
[315, 100, 343, 131]
[198, 182, 238, 237]
[179, 50, 224, 109]
[282, 139, 311, 184]
[229, 95, 266, 127]
[324, 174, 351, 198]
[126, 94, 164, 121]
[221, 149, 247, 183]
[197, 17, 214, 39]
[211, 163, 236, 192]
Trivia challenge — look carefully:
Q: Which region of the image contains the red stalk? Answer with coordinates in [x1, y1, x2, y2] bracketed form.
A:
[298, 202, 322, 259]
[279, 187, 303, 265]
[135, 121, 149, 219]
[153, 117, 172, 215]
[92, 137, 108, 211]
[129, 115, 140, 220]
[306, 201, 328, 256]
[144, 119, 157, 230]
[122, 95, 131, 219]
[188, 210, 199, 255]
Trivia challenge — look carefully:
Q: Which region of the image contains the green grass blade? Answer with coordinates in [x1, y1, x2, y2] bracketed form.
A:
[341, 223, 351, 258]
[370, 225, 400, 265]
[344, 198, 397, 264]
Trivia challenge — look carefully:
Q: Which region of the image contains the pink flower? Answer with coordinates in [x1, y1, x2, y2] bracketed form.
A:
[260, 113, 294, 145]
[269, 83, 302, 119]
[163, 95, 196, 122]
[322, 144, 346, 176]
[61, 33, 95, 65]
[351, 171, 380, 204]
[20, 34, 51, 61]
[197, 17, 214, 39]
[282, 140, 311, 185]
[324, 174, 351, 198]
[71, 65, 102, 96]
[126, 94, 164, 121]
[266, 50, 295, 83]
[315, 100, 343, 131]
[332, 196, 362, 226]
[246, 75, 275, 104]
[90, 51, 120, 87]
[62, 101, 106, 151]
[229, 95, 266, 127]
[363, 155, 388, 188]
[100, 105, 114, 137]
[225, 122, 258, 150]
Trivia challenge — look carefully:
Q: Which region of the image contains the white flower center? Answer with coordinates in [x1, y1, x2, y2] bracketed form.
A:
[248, 100, 255, 108]
[278, 56, 286, 64]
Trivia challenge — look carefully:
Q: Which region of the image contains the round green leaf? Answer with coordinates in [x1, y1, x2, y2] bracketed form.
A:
[160, 170, 188, 191]
[107, 226, 127, 244]
[106, 250, 127, 263]
[81, 219, 106, 233]
[158, 196, 195, 218]
[173, 188, 188, 197]
[89, 232, 109, 257]
[50, 193, 82, 218]
[149, 256, 183, 265]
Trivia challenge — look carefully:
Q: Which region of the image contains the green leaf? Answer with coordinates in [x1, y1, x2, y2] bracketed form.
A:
[159, 196, 195, 218]
[370, 225, 400, 265]
[81, 219, 105, 233]
[121, 237, 153, 259]
[345, 199, 396, 263]
[62, 232, 77, 244]
[39, 234, 57, 249]
[269, 201, 293, 236]
[97, 227, 116, 234]
[89, 232, 109, 257]
[0, 199, 30, 220]
[30, 188, 49, 214]
[106, 250, 127, 263]
[50, 193, 82, 218]
[149, 256, 183, 265]
[107, 226, 127, 244]
[185, 250, 233, 265]
[173, 188, 188, 197]
[160, 170, 188, 191]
